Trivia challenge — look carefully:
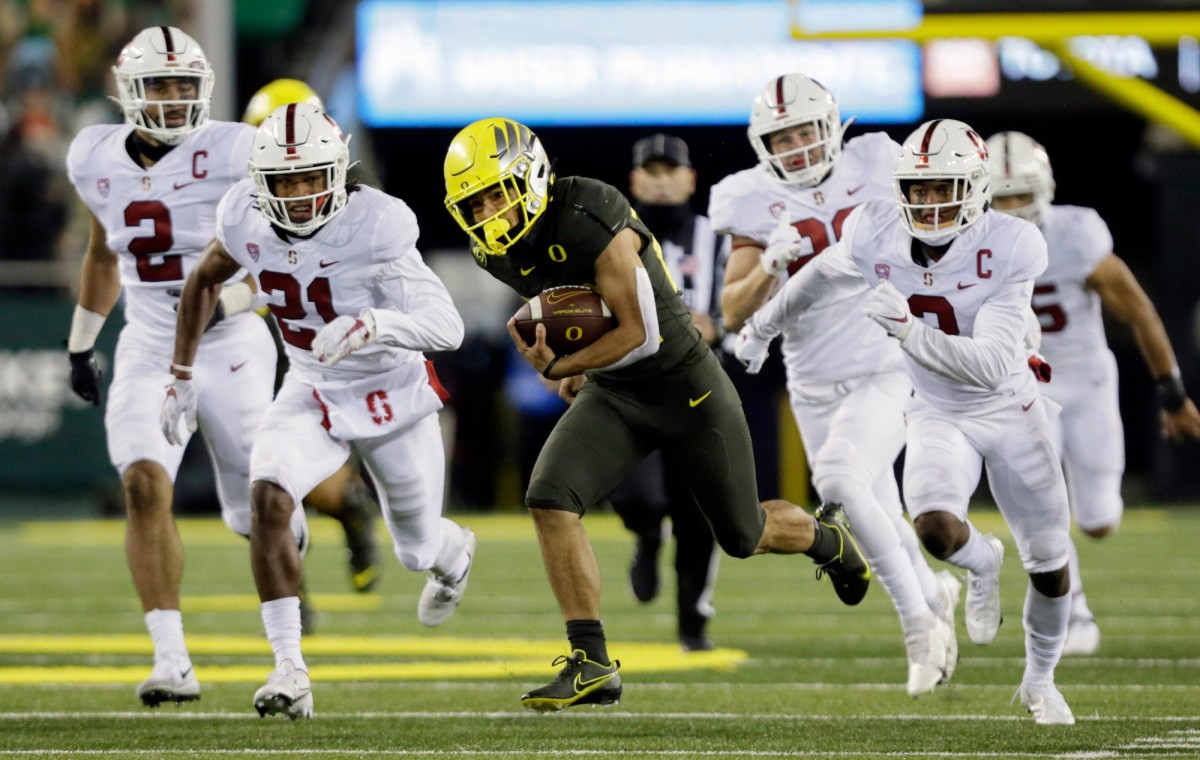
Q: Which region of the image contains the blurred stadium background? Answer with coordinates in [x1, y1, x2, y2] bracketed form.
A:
[2, 0, 1199, 516]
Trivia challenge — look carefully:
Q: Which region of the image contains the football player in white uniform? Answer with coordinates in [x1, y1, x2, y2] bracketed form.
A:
[987, 131, 1200, 655]
[719, 74, 958, 696]
[64, 26, 274, 708]
[163, 104, 472, 720]
[744, 119, 1077, 724]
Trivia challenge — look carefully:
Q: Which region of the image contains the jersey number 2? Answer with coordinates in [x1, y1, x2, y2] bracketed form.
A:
[125, 201, 182, 282]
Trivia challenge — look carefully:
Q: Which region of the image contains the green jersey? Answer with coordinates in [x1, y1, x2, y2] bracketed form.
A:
[471, 176, 706, 382]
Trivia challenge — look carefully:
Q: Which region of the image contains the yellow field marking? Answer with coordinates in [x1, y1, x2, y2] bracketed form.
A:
[17, 514, 630, 547]
[0, 635, 745, 684]
[182, 595, 382, 612]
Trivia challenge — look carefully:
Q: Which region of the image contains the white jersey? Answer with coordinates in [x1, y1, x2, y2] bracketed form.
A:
[1031, 204, 1112, 369]
[217, 181, 462, 436]
[772, 200, 1047, 413]
[709, 132, 903, 384]
[65, 121, 256, 344]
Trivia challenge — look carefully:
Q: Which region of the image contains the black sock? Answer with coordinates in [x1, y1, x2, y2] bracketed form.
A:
[566, 619, 609, 665]
[806, 516, 841, 563]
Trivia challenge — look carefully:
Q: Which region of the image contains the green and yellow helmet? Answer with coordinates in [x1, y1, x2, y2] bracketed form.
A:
[242, 78, 324, 127]
[444, 117, 554, 256]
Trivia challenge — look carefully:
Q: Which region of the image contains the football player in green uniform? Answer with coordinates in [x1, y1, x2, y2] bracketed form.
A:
[443, 117, 871, 712]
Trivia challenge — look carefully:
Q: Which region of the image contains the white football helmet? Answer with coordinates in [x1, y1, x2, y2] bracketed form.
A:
[986, 131, 1055, 226]
[894, 119, 992, 243]
[248, 103, 352, 235]
[748, 74, 846, 187]
[112, 26, 213, 145]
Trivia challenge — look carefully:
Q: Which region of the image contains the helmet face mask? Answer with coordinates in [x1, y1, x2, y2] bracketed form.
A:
[893, 119, 992, 243]
[985, 131, 1055, 226]
[112, 26, 213, 146]
[748, 74, 844, 187]
[444, 118, 553, 256]
[248, 103, 351, 235]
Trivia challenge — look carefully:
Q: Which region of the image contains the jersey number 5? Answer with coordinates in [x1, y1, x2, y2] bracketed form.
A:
[259, 271, 338, 349]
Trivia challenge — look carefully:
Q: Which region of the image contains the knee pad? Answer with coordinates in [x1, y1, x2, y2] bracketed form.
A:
[813, 439, 873, 493]
[1069, 472, 1123, 535]
[1024, 529, 1070, 574]
[221, 506, 251, 538]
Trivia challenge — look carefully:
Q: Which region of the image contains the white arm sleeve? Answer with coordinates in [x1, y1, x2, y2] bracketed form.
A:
[1024, 306, 1043, 352]
[747, 240, 863, 341]
[366, 250, 465, 353]
[599, 266, 660, 371]
[900, 280, 1033, 389]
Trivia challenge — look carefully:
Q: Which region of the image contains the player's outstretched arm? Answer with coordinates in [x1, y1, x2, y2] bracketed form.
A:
[1088, 253, 1200, 440]
[172, 240, 241, 374]
[66, 213, 122, 406]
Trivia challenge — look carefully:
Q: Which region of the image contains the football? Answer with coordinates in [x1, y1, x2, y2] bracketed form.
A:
[512, 286, 616, 355]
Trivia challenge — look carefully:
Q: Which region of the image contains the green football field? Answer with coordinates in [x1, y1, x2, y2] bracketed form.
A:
[1, 506, 1197, 759]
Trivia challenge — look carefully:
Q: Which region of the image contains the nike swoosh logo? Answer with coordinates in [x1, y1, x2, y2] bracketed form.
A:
[520, 266, 537, 276]
[1021, 401, 1034, 412]
[180, 665, 194, 679]
[957, 282, 977, 290]
[883, 315, 909, 323]
[573, 671, 614, 694]
[319, 260, 339, 268]
[545, 289, 590, 305]
[847, 184, 866, 196]
[230, 361, 248, 372]
[173, 181, 195, 190]
[689, 390, 713, 407]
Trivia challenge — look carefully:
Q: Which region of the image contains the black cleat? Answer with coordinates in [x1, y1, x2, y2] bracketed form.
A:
[520, 650, 622, 712]
[629, 532, 661, 603]
[812, 502, 872, 606]
[340, 481, 382, 593]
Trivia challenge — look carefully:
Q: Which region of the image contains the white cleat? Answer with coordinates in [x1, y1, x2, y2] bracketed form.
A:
[935, 570, 962, 680]
[965, 534, 1004, 645]
[137, 655, 200, 707]
[254, 659, 313, 720]
[418, 528, 476, 627]
[1062, 615, 1100, 656]
[904, 616, 949, 697]
[1017, 680, 1075, 725]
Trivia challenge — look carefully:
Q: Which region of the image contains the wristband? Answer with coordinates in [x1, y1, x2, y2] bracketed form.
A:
[170, 364, 194, 379]
[541, 356, 562, 380]
[1156, 372, 1187, 413]
[67, 305, 107, 353]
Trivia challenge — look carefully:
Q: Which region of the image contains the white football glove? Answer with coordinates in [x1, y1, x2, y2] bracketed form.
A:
[313, 310, 377, 367]
[161, 376, 198, 446]
[734, 322, 772, 375]
[761, 211, 810, 276]
[864, 280, 914, 341]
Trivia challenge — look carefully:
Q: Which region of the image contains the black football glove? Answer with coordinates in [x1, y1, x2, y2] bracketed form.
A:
[68, 348, 102, 406]
[167, 288, 226, 331]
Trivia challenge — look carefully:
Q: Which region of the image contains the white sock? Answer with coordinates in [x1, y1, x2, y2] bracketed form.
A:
[145, 609, 188, 663]
[894, 513, 943, 614]
[946, 523, 999, 575]
[872, 545, 934, 630]
[1065, 539, 1093, 619]
[261, 597, 305, 671]
[1022, 583, 1069, 684]
[431, 519, 469, 582]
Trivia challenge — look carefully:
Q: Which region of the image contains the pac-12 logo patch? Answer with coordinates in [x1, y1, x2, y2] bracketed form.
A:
[874, 263, 891, 280]
[97, 178, 110, 198]
[769, 201, 786, 219]
[247, 243, 260, 262]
